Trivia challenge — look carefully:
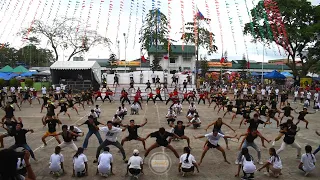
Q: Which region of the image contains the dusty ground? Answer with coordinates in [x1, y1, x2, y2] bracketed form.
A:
[1, 91, 319, 180]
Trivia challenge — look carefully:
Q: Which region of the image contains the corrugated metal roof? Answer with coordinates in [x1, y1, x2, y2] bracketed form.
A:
[50, 61, 101, 70]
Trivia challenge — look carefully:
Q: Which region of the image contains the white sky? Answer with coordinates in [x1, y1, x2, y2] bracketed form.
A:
[0, 0, 319, 62]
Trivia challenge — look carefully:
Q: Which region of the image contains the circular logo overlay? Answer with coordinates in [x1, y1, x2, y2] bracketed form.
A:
[149, 152, 171, 175]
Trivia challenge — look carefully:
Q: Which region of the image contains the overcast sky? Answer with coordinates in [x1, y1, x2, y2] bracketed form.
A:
[0, 0, 319, 62]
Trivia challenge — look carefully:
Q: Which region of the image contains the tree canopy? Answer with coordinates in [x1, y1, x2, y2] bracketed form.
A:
[20, 18, 110, 62]
[244, 0, 320, 77]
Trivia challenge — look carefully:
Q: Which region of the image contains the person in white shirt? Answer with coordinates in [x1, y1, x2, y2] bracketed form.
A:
[112, 114, 122, 127]
[234, 88, 238, 99]
[121, 104, 128, 116]
[261, 88, 266, 98]
[41, 86, 47, 95]
[179, 147, 199, 177]
[235, 147, 256, 179]
[275, 88, 280, 101]
[243, 88, 248, 97]
[72, 147, 88, 177]
[89, 109, 98, 119]
[306, 91, 312, 103]
[151, 71, 156, 84]
[173, 101, 183, 115]
[294, 90, 299, 102]
[116, 106, 125, 119]
[126, 149, 143, 178]
[313, 91, 319, 106]
[300, 91, 305, 104]
[194, 129, 235, 165]
[69, 125, 84, 141]
[10, 86, 15, 94]
[188, 102, 197, 114]
[49, 146, 64, 176]
[129, 72, 134, 82]
[166, 108, 177, 124]
[55, 86, 61, 93]
[96, 146, 113, 177]
[130, 102, 140, 115]
[258, 147, 282, 178]
[299, 145, 316, 176]
[222, 87, 227, 94]
[94, 121, 127, 163]
[189, 114, 201, 129]
[94, 105, 101, 118]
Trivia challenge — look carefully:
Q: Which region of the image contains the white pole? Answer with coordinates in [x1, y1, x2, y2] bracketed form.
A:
[123, 33, 127, 73]
[261, 44, 264, 84]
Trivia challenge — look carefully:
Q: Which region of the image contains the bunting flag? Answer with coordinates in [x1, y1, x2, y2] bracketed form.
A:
[191, 0, 198, 46]
[263, 0, 283, 55]
[38, 0, 49, 20]
[127, 0, 135, 44]
[0, 0, 22, 41]
[95, 0, 105, 36]
[150, 0, 155, 46]
[115, 0, 125, 44]
[223, 0, 237, 53]
[63, 0, 72, 19]
[70, 1, 80, 28]
[167, 0, 172, 52]
[76, 0, 87, 33]
[105, 0, 113, 36]
[0, 0, 13, 25]
[214, 0, 224, 52]
[23, 0, 43, 45]
[205, 0, 213, 49]
[52, 0, 62, 23]
[259, 1, 277, 55]
[157, 0, 161, 36]
[0, 0, 27, 47]
[244, 0, 259, 55]
[0, 0, 8, 13]
[233, 0, 249, 57]
[133, 0, 139, 48]
[44, 0, 56, 25]
[180, 0, 185, 50]
[84, 0, 94, 36]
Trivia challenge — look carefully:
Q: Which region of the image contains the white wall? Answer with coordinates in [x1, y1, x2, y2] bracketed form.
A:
[149, 55, 196, 71]
[103, 71, 193, 85]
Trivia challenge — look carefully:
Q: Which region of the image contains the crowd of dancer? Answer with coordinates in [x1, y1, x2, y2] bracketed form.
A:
[0, 81, 319, 180]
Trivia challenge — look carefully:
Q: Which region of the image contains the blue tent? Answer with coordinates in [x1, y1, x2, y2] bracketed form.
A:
[0, 72, 10, 79]
[281, 72, 293, 78]
[3, 73, 18, 80]
[20, 71, 37, 77]
[264, 70, 286, 79]
[251, 72, 260, 76]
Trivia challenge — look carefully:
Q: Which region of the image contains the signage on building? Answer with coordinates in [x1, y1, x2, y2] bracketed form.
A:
[207, 62, 232, 67]
[110, 61, 141, 66]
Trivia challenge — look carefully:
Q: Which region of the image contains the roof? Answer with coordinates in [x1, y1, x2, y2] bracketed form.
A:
[50, 61, 101, 70]
[148, 45, 195, 54]
[12, 65, 29, 73]
[0, 65, 14, 73]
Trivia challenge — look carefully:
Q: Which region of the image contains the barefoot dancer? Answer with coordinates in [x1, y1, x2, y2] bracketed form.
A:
[169, 121, 192, 148]
[194, 129, 236, 165]
[143, 127, 180, 158]
[121, 119, 148, 150]
[205, 117, 236, 150]
[295, 107, 316, 129]
[41, 116, 62, 146]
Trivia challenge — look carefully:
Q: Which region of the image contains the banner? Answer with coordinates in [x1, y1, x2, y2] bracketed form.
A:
[207, 62, 232, 67]
[111, 61, 141, 66]
[300, 78, 312, 88]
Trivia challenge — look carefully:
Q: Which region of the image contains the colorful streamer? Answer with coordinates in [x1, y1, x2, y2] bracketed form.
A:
[84, 0, 94, 35]
[76, 0, 87, 33]
[0, 0, 8, 13]
[95, 0, 105, 35]
[0, 0, 13, 25]
[105, 0, 113, 36]
[133, 0, 139, 48]
[204, 0, 212, 49]
[167, 0, 172, 52]
[263, 0, 282, 55]
[223, 0, 237, 53]
[244, 0, 259, 55]
[180, 0, 185, 50]
[38, 0, 49, 20]
[115, 0, 125, 44]
[23, 0, 43, 45]
[0, 0, 22, 41]
[127, 0, 135, 43]
[63, 0, 72, 19]
[192, 0, 198, 46]
[150, 0, 155, 46]
[233, 0, 250, 56]
[214, 0, 224, 51]
[44, 0, 55, 25]
[52, 0, 62, 23]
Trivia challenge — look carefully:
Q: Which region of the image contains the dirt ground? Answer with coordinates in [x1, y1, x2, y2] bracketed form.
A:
[1, 94, 319, 180]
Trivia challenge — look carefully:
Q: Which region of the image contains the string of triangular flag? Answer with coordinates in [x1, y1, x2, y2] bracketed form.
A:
[224, 0, 237, 53]
[0, 0, 13, 26]
[244, 0, 259, 55]
[69, 1, 80, 29]
[214, 0, 224, 52]
[115, 0, 125, 45]
[180, 0, 185, 51]
[23, 0, 43, 46]
[44, 0, 56, 25]
[133, 0, 139, 49]
[76, 0, 87, 33]
[204, 0, 213, 50]
[84, 0, 94, 36]
[38, 0, 49, 20]
[0, 0, 22, 41]
[140, 0, 146, 62]
[52, 0, 62, 24]
[63, 0, 72, 20]
[191, 0, 198, 46]
[167, 0, 172, 52]
[233, 0, 249, 57]
[150, 0, 155, 46]
[127, 0, 135, 46]
[0, 0, 8, 13]
[95, 0, 105, 36]
[105, 0, 113, 36]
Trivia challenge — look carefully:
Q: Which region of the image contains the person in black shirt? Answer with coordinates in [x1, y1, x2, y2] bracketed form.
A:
[74, 94, 85, 110]
[279, 91, 287, 108]
[143, 127, 180, 158]
[9, 123, 37, 160]
[20, 90, 32, 107]
[182, 80, 188, 92]
[145, 80, 152, 91]
[276, 124, 301, 158]
[223, 102, 234, 117]
[55, 125, 81, 151]
[40, 95, 49, 113]
[113, 74, 119, 87]
[245, 114, 270, 147]
[239, 107, 251, 129]
[231, 104, 243, 122]
[0, 117, 21, 148]
[128, 80, 135, 92]
[2, 102, 18, 122]
[265, 108, 280, 128]
[43, 101, 57, 121]
[78, 116, 105, 149]
[169, 121, 192, 148]
[295, 107, 316, 129]
[41, 116, 62, 146]
[9, 93, 21, 111]
[121, 119, 148, 150]
[280, 103, 295, 123]
[255, 104, 269, 117]
[57, 100, 70, 119]
[272, 119, 294, 147]
[67, 97, 79, 115]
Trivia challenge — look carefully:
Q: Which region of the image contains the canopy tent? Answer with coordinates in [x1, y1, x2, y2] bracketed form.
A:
[263, 70, 286, 79]
[0, 65, 14, 73]
[34, 70, 50, 76]
[12, 65, 29, 74]
[20, 71, 37, 77]
[3, 73, 18, 80]
[251, 72, 260, 76]
[281, 72, 293, 78]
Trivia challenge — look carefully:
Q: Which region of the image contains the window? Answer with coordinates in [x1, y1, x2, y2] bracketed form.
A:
[170, 57, 176, 63]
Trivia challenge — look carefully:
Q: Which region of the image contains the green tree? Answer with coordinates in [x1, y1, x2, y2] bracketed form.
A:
[16, 45, 54, 67]
[244, 0, 320, 77]
[139, 9, 173, 71]
[109, 53, 118, 73]
[182, 21, 218, 55]
[21, 18, 110, 62]
[0, 43, 18, 67]
[199, 56, 209, 77]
